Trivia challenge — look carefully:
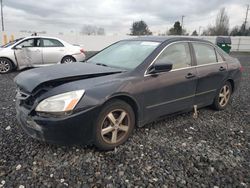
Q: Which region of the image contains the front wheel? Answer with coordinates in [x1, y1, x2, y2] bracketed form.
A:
[94, 100, 135, 150]
[61, 56, 76, 64]
[0, 58, 13, 74]
[212, 81, 232, 110]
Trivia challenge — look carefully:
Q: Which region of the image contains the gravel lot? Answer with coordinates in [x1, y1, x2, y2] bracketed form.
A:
[0, 53, 249, 188]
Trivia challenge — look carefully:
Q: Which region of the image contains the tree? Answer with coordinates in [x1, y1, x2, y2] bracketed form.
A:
[130, 20, 152, 35]
[81, 25, 96, 35]
[229, 23, 250, 36]
[214, 7, 229, 35]
[230, 26, 241, 36]
[81, 25, 105, 35]
[168, 21, 183, 35]
[191, 30, 198, 36]
[97, 27, 105, 35]
[203, 8, 229, 36]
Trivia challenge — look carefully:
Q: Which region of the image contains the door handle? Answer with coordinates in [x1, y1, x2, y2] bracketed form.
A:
[185, 73, 196, 79]
[219, 66, 226, 71]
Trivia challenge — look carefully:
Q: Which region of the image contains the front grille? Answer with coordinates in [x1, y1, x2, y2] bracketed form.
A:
[16, 89, 30, 100]
[16, 87, 50, 110]
[16, 88, 34, 110]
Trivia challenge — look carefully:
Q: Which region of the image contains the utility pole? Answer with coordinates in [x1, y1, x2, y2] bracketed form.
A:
[0, 0, 4, 31]
[181, 15, 185, 35]
[198, 26, 202, 36]
[243, 4, 249, 32]
[181, 15, 185, 28]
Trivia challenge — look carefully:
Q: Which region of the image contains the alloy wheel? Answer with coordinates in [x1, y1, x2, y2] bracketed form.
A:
[64, 58, 74, 64]
[0, 60, 10, 73]
[219, 85, 230, 107]
[101, 109, 130, 144]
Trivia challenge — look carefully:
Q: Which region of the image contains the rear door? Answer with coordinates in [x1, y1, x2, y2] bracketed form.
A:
[41, 38, 65, 64]
[191, 42, 228, 106]
[14, 38, 43, 66]
[143, 42, 198, 122]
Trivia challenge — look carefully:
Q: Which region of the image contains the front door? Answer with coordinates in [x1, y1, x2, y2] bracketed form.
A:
[143, 42, 198, 123]
[14, 38, 43, 66]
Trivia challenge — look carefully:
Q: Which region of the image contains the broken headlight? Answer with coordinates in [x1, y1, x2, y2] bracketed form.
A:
[35, 90, 85, 113]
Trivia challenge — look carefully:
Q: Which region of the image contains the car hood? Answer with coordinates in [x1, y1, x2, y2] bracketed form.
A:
[0, 47, 8, 52]
[14, 63, 124, 93]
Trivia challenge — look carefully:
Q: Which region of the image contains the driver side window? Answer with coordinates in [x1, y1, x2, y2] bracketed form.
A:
[18, 38, 41, 48]
[155, 42, 191, 70]
[19, 39, 34, 48]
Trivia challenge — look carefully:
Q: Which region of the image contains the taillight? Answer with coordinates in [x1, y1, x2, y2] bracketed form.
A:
[80, 49, 85, 53]
[240, 64, 243, 72]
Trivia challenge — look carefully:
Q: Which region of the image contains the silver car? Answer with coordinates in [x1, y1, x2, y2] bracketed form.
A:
[0, 36, 86, 73]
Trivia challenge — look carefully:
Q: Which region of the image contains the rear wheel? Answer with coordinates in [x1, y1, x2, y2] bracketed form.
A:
[61, 56, 76, 64]
[94, 100, 135, 150]
[212, 81, 232, 110]
[0, 58, 13, 74]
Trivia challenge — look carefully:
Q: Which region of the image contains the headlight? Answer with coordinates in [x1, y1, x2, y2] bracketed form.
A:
[35, 90, 85, 113]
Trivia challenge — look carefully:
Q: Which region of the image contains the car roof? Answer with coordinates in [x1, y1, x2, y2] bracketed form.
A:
[126, 36, 212, 44]
[22, 36, 62, 40]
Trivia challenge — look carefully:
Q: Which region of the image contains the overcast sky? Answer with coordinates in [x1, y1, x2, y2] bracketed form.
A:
[2, 0, 250, 35]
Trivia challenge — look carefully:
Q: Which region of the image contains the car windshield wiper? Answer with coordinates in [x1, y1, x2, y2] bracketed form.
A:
[96, 63, 108, 67]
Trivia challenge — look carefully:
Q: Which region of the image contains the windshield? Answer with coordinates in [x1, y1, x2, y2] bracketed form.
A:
[1, 38, 23, 48]
[87, 40, 160, 70]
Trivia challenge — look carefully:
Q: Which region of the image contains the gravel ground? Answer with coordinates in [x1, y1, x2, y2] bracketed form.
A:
[0, 53, 249, 188]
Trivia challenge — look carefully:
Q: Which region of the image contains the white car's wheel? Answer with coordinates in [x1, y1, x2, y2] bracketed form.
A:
[0, 58, 13, 74]
[61, 56, 76, 64]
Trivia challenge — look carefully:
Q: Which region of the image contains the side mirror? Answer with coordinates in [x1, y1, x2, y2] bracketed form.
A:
[148, 61, 173, 75]
[14, 45, 22, 50]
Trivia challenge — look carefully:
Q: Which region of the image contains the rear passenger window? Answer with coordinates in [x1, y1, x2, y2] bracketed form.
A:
[42, 39, 64, 47]
[155, 43, 191, 69]
[193, 43, 217, 65]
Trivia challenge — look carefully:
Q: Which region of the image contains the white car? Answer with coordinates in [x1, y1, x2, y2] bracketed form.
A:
[0, 36, 86, 73]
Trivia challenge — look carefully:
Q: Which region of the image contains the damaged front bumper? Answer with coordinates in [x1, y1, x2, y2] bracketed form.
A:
[16, 101, 98, 145]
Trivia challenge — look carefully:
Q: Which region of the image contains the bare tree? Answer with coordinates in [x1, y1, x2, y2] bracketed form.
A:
[215, 8, 229, 35]
[203, 8, 229, 36]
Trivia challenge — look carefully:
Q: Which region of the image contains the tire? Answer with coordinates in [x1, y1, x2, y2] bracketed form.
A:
[94, 99, 135, 150]
[0, 58, 13, 74]
[61, 56, 76, 64]
[212, 81, 232, 110]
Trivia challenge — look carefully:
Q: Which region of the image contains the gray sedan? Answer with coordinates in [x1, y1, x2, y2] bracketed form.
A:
[0, 36, 86, 73]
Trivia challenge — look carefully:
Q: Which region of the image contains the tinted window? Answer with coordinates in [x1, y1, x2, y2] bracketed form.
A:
[154, 43, 191, 69]
[18, 38, 41, 48]
[193, 43, 217, 65]
[42, 39, 64, 47]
